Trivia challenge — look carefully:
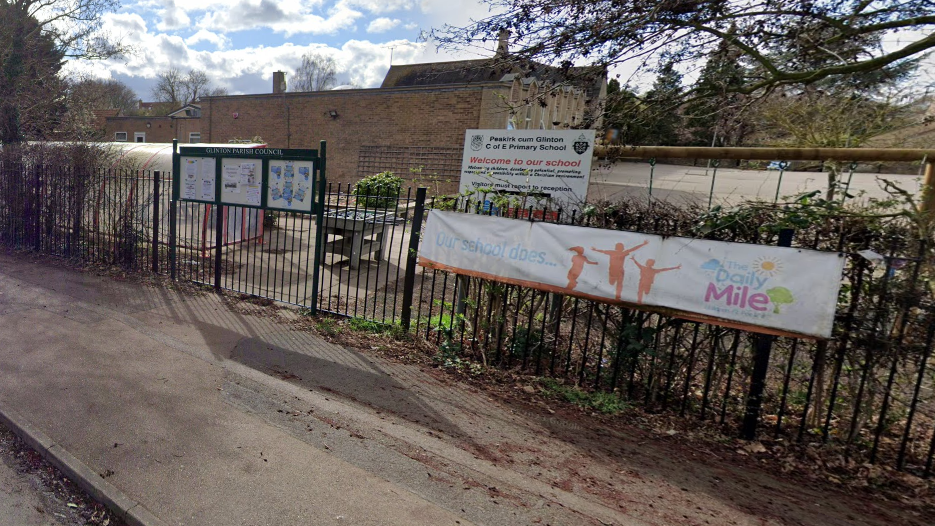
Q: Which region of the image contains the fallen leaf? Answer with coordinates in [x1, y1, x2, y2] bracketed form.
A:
[743, 442, 767, 454]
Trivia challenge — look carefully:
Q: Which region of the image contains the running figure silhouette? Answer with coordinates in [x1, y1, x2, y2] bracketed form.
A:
[631, 257, 682, 304]
[566, 246, 598, 291]
[591, 241, 649, 300]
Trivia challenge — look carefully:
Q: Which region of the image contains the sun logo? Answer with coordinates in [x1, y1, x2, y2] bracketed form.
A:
[753, 256, 783, 277]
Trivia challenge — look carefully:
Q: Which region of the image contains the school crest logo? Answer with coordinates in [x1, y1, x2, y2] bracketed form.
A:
[573, 134, 590, 155]
[470, 134, 484, 151]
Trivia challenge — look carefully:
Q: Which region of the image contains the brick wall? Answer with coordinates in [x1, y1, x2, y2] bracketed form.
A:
[175, 118, 203, 143]
[103, 117, 202, 144]
[201, 84, 511, 187]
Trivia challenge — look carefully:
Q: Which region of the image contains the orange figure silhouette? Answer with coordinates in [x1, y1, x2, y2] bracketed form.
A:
[566, 246, 598, 291]
[631, 257, 681, 304]
[591, 240, 649, 300]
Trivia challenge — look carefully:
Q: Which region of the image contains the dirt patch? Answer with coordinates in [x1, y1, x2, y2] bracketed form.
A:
[0, 423, 125, 526]
[278, 310, 935, 525]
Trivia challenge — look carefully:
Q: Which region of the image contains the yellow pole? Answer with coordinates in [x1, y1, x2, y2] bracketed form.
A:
[594, 146, 935, 163]
[921, 160, 935, 215]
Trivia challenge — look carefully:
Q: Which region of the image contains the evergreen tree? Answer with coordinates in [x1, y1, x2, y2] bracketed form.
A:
[0, 3, 66, 142]
[640, 62, 684, 146]
[602, 79, 650, 145]
[683, 38, 748, 147]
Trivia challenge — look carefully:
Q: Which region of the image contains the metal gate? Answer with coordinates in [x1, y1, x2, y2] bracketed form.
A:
[170, 142, 326, 312]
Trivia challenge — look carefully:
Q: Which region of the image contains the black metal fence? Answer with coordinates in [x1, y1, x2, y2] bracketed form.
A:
[315, 183, 425, 322]
[409, 196, 935, 476]
[2, 156, 933, 477]
[0, 161, 172, 272]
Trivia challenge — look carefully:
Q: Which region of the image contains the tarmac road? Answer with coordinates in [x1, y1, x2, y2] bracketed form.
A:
[587, 161, 924, 205]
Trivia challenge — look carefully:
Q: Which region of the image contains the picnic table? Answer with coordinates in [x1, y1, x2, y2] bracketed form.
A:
[319, 209, 392, 269]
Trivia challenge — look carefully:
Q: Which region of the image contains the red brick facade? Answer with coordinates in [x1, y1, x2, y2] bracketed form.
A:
[199, 84, 511, 186]
[104, 116, 202, 144]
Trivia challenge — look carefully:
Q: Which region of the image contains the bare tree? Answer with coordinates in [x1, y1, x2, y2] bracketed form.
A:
[432, 1, 935, 102]
[151, 68, 226, 110]
[69, 76, 138, 113]
[57, 76, 139, 139]
[151, 68, 185, 106]
[290, 52, 338, 92]
[204, 86, 228, 97]
[9, 0, 125, 59]
[755, 88, 914, 199]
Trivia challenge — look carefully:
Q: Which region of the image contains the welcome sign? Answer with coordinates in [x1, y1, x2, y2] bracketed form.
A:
[418, 211, 845, 338]
[459, 129, 595, 213]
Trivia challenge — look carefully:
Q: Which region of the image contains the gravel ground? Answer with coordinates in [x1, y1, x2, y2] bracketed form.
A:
[0, 423, 125, 526]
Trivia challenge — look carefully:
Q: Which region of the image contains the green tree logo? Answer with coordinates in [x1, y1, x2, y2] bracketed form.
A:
[765, 287, 795, 314]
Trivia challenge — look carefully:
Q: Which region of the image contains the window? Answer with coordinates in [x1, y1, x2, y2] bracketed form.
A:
[134, 132, 145, 143]
[114, 132, 127, 142]
[189, 132, 201, 143]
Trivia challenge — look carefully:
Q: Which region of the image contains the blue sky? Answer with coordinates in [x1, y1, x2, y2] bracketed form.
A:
[64, 1, 934, 103]
[65, 0, 500, 100]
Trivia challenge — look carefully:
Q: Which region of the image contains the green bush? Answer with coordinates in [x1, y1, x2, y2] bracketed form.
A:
[537, 378, 629, 415]
[353, 171, 404, 209]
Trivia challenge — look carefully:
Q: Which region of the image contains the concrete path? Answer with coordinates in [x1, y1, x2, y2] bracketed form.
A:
[0, 252, 631, 526]
[0, 254, 473, 526]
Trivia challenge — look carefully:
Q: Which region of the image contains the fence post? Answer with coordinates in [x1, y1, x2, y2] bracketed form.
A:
[33, 164, 42, 252]
[741, 227, 794, 440]
[455, 275, 469, 316]
[214, 204, 223, 290]
[152, 171, 161, 273]
[400, 187, 427, 332]
[308, 140, 327, 315]
[921, 160, 935, 216]
[169, 139, 179, 280]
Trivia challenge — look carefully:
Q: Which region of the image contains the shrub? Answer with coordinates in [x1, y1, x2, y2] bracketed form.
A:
[353, 171, 403, 209]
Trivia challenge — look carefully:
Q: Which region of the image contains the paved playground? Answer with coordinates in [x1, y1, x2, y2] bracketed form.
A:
[587, 162, 923, 205]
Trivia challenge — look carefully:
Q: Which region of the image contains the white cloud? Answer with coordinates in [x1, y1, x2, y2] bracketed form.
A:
[344, 0, 416, 14]
[61, 2, 492, 98]
[367, 18, 400, 34]
[335, 39, 425, 86]
[185, 29, 231, 49]
[196, 0, 362, 36]
[105, 12, 150, 35]
[65, 13, 434, 95]
[157, 0, 190, 30]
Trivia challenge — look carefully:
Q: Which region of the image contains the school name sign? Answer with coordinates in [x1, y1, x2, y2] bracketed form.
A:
[418, 211, 845, 338]
[459, 129, 595, 211]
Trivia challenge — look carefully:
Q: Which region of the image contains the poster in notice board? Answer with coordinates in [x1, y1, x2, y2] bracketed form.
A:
[266, 160, 314, 213]
[181, 157, 217, 203]
[219, 158, 263, 207]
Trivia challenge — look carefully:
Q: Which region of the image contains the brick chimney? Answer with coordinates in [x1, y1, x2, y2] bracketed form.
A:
[273, 71, 286, 94]
[496, 29, 510, 57]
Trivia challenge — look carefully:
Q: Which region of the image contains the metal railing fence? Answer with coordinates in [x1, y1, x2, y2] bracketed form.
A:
[2, 147, 934, 477]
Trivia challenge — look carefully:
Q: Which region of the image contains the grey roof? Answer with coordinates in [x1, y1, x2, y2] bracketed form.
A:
[381, 57, 605, 100]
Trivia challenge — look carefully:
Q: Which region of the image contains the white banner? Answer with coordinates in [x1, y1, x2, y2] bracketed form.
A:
[459, 129, 595, 214]
[418, 211, 845, 338]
